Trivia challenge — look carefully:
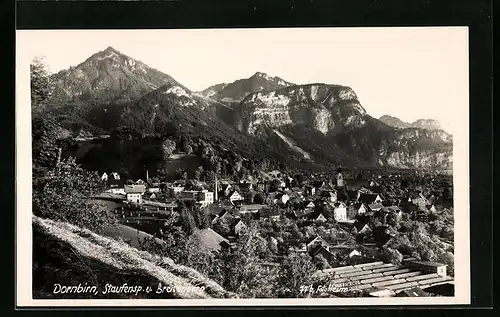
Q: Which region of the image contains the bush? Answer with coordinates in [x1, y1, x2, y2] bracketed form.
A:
[32, 157, 114, 233]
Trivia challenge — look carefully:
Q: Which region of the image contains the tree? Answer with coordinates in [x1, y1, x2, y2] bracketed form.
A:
[194, 166, 204, 181]
[192, 205, 209, 229]
[178, 202, 197, 235]
[245, 190, 256, 204]
[184, 235, 214, 276]
[31, 57, 53, 109]
[378, 247, 403, 264]
[212, 218, 231, 237]
[313, 254, 331, 271]
[210, 225, 274, 298]
[33, 157, 114, 232]
[274, 253, 315, 298]
[161, 138, 176, 158]
[31, 115, 60, 177]
[254, 193, 265, 204]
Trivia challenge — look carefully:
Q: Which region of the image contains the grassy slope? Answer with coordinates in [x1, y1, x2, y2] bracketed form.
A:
[33, 216, 236, 299]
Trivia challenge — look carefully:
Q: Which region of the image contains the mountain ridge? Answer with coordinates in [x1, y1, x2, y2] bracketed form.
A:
[379, 114, 448, 133]
[38, 46, 453, 172]
[49, 46, 186, 104]
[198, 71, 294, 102]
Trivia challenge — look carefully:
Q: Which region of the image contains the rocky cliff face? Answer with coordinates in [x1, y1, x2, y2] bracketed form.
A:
[379, 115, 411, 129]
[381, 129, 453, 172]
[197, 83, 228, 99]
[411, 118, 443, 131]
[379, 115, 445, 132]
[235, 84, 367, 135]
[208, 72, 294, 102]
[235, 84, 452, 171]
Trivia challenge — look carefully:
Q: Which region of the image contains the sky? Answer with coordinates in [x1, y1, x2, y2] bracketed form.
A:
[17, 28, 468, 134]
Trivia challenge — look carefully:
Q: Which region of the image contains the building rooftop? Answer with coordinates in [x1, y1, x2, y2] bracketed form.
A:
[312, 260, 453, 296]
[124, 184, 146, 194]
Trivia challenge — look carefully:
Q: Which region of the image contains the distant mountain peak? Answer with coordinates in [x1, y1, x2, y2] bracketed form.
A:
[104, 46, 120, 53]
[252, 71, 269, 78]
[379, 115, 446, 132]
[201, 71, 294, 102]
[49, 47, 184, 104]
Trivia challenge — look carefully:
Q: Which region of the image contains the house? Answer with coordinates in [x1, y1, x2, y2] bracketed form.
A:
[198, 190, 214, 207]
[426, 204, 437, 212]
[135, 179, 146, 185]
[228, 190, 243, 204]
[306, 236, 330, 252]
[211, 209, 236, 225]
[106, 178, 126, 195]
[148, 187, 161, 193]
[318, 181, 336, 192]
[238, 204, 264, 214]
[310, 245, 336, 266]
[238, 182, 253, 192]
[332, 202, 347, 222]
[328, 245, 362, 260]
[271, 179, 286, 190]
[304, 185, 316, 196]
[230, 219, 247, 236]
[258, 208, 281, 221]
[101, 172, 108, 181]
[146, 192, 157, 200]
[353, 221, 372, 235]
[293, 209, 315, 220]
[275, 192, 290, 205]
[313, 213, 327, 222]
[357, 193, 383, 205]
[321, 190, 337, 202]
[168, 183, 185, 194]
[125, 184, 146, 203]
[354, 203, 368, 215]
[208, 200, 233, 215]
[367, 203, 384, 212]
[384, 206, 403, 219]
[304, 200, 315, 210]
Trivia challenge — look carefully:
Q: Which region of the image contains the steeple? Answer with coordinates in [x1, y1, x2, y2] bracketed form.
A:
[214, 175, 219, 201]
[336, 165, 344, 187]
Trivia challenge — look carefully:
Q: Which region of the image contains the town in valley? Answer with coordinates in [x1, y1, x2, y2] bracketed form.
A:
[29, 41, 456, 300]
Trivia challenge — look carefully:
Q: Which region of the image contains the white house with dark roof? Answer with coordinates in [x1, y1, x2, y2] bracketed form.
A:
[333, 202, 348, 222]
[125, 184, 146, 203]
[228, 190, 243, 203]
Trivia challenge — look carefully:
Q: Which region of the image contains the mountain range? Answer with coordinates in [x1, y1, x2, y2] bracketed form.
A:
[379, 115, 445, 132]
[38, 46, 453, 175]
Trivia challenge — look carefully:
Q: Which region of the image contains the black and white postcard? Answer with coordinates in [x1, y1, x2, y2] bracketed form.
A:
[16, 28, 470, 306]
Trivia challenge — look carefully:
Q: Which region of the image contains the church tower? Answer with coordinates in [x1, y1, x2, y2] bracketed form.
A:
[214, 175, 219, 201]
[336, 166, 344, 187]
